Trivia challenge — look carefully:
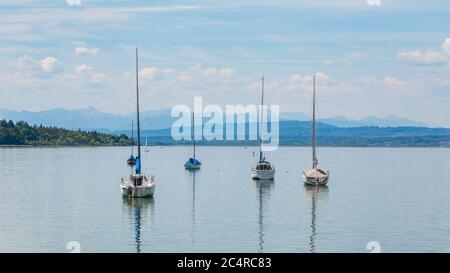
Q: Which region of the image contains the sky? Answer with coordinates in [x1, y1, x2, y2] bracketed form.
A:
[0, 0, 450, 126]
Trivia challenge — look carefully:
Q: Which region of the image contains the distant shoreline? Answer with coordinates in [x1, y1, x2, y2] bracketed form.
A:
[2, 143, 450, 148]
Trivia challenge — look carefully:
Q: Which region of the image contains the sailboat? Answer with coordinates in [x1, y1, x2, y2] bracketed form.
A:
[144, 137, 149, 153]
[184, 112, 201, 170]
[251, 76, 275, 180]
[121, 47, 155, 198]
[303, 74, 329, 186]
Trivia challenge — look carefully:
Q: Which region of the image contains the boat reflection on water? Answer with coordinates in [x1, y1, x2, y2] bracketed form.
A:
[122, 197, 155, 253]
[188, 170, 198, 244]
[254, 180, 274, 252]
[304, 185, 329, 253]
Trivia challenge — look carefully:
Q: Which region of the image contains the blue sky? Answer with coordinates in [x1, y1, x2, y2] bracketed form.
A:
[1, 0, 450, 125]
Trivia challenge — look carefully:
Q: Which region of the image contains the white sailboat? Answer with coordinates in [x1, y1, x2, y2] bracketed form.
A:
[121, 47, 155, 198]
[184, 112, 201, 170]
[251, 76, 275, 180]
[144, 137, 149, 153]
[303, 74, 329, 186]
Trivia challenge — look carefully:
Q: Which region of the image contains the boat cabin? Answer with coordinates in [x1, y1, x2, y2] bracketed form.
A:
[187, 158, 201, 165]
[256, 162, 273, 170]
[130, 174, 145, 186]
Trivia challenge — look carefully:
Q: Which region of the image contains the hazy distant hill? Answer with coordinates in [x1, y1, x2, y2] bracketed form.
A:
[112, 120, 450, 147]
[0, 107, 431, 131]
[280, 112, 429, 127]
[0, 107, 177, 131]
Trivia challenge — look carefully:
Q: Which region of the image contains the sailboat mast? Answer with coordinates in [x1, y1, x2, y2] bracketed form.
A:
[131, 120, 134, 155]
[312, 74, 317, 169]
[192, 111, 196, 158]
[135, 47, 142, 165]
[259, 75, 264, 162]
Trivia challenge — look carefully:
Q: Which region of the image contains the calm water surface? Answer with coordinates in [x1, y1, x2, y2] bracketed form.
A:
[1, 146, 450, 252]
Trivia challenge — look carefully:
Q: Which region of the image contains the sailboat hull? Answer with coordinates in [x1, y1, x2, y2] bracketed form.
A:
[121, 175, 155, 198]
[184, 158, 201, 170]
[303, 177, 329, 186]
[251, 169, 275, 180]
[121, 185, 155, 198]
[303, 169, 329, 186]
[185, 164, 201, 170]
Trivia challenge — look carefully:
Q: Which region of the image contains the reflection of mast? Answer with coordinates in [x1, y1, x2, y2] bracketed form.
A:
[122, 197, 154, 253]
[304, 185, 328, 253]
[255, 180, 273, 253]
[135, 206, 142, 253]
[309, 189, 317, 253]
[191, 171, 196, 244]
[258, 185, 264, 252]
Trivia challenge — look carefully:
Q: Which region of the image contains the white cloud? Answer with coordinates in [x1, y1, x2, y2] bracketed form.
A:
[9, 72, 48, 88]
[397, 38, 450, 66]
[40, 57, 61, 72]
[66, 0, 82, 6]
[75, 64, 92, 74]
[383, 76, 406, 88]
[315, 72, 330, 81]
[90, 73, 108, 84]
[18, 55, 40, 72]
[17, 55, 62, 74]
[397, 50, 447, 65]
[140, 67, 159, 80]
[290, 74, 302, 82]
[162, 68, 176, 76]
[66, 64, 109, 86]
[203, 67, 218, 77]
[366, 0, 381, 6]
[356, 76, 407, 89]
[285, 72, 339, 94]
[442, 38, 450, 56]
[177, 74, 190, 82]
[198, 67, 234, 78]
[219, 68, 234, 78]
[74, 47, 100, 57]
[266, 80, 281, 91]
[291, 72, 330, 83]
[354, 76, 410, 93]
[75, 64, 91, 74]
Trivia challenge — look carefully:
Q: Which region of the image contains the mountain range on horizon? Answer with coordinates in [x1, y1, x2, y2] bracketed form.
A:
[0, 106, 435, 132]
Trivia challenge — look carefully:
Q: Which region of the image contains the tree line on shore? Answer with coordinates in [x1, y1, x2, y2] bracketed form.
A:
[0, 120, 131, 146]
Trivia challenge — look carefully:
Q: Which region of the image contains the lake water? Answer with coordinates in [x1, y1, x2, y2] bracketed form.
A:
[1, 146, 450, 253]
